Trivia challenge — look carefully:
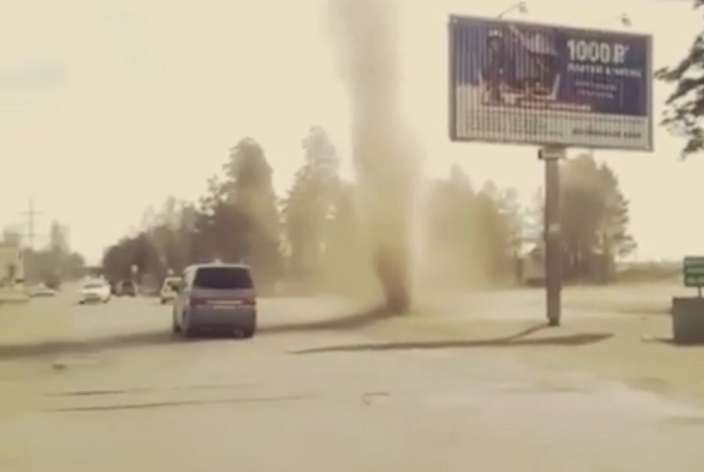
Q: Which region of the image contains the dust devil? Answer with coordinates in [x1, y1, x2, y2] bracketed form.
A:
[373, 242, 411, 314]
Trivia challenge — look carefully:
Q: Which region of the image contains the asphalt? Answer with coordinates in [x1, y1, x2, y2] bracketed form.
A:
[1, 286, 704, 471]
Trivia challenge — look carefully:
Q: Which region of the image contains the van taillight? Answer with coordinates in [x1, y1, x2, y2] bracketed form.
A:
[240, 296, 256, 306]
[189, 297, 206, 307]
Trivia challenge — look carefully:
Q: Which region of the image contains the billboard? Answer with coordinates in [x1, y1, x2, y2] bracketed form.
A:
[448, 15, 653, 150]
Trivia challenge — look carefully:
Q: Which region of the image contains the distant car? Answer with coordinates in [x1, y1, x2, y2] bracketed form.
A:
[172, 263, 257, 338]
[78, 281, 111, 304]
[117, 280, 137, 297]
[29, 283, 56, 298]
[160, 276, 181, 304]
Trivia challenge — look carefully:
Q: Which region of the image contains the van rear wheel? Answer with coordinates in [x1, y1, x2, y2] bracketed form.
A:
[241, 327, 256, 339]
[181, 315, 196, 338]
[171, 313, 181, 334]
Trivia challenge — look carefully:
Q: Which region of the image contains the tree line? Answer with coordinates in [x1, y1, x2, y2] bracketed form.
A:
[102, 126, 636, 293]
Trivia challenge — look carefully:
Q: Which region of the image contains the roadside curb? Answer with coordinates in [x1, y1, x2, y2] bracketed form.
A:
[0, 297, 30, 305]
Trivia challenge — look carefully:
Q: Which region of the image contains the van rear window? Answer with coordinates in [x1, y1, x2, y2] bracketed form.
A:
[193, 267, 253, 289]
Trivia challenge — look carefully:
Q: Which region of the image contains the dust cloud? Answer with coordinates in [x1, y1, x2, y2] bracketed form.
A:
[324, 0, 421, 313]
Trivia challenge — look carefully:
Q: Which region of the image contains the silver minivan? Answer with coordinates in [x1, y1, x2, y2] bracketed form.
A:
[172, 263, 257, 338]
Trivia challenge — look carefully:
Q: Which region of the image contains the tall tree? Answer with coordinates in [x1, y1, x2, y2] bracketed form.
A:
[423, 166, 491, 286]
[475, 181, 517, 282]
[193, 175, 246, 263]
[488, 185, 524, 262]
[282, 126, 340, 285]
[48, 220, 69, 255]
[225, 137, 282, 287]
[43, 220, 69, 282]
[522, 188, 544, 249]
[596, 164, 637, 257]
[559, 154, 635, 281]
[655, 12, 704, 156]
[321, 181, 370, 294]
[142, 197, 197, 277]
[102, 238, 133, 282]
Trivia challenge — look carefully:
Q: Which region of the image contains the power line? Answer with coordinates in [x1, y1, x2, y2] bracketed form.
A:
[20, 198, 42, 250]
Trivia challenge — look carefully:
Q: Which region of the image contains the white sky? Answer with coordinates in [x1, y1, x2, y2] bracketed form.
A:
[0, 0, 700, 264]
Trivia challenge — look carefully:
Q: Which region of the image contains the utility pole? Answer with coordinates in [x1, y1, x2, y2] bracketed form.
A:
[19, 198, 43, 283]
[22, 198, 41, 251]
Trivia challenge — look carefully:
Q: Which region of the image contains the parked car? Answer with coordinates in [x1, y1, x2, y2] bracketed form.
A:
[78, 281, 111, 304]
[172, 263, 257, 338]
[160, 276, 181, 304]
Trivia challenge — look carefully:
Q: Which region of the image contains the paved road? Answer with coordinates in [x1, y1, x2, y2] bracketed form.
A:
[1, 290, 704, 471]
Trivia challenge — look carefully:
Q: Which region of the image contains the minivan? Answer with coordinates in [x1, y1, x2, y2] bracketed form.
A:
[171, 263, 257, 338]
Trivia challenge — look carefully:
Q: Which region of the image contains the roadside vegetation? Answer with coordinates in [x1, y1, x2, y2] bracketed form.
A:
[98, 127, 640, 294]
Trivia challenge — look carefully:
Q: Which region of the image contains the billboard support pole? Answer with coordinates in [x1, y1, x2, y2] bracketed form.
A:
[539, 146, 564, 326]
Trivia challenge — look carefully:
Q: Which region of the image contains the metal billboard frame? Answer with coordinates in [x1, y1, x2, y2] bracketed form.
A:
[447, 14, 654, 326]
[448, 14, 654, 152]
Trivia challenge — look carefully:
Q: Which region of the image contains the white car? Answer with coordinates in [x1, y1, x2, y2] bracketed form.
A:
[29, 283, 57, 297]
[78, 281, 111, 304]
[160, 276, 181, 304]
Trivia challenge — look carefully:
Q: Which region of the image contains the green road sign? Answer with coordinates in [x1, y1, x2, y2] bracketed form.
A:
[683, 256, 704, 287]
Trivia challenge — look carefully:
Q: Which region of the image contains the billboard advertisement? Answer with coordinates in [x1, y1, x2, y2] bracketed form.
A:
[448, 15, 652, 150]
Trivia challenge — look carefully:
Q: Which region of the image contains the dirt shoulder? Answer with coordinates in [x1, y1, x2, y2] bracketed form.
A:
[0, 299, 71, 346]
[0, 300, 73, 420]
[365, 309, 704, 406]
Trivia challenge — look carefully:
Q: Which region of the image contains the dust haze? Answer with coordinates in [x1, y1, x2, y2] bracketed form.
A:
[324, 0, 422, 313]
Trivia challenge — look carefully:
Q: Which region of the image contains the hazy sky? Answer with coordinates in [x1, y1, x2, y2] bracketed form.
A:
[0, 0, 701, 264]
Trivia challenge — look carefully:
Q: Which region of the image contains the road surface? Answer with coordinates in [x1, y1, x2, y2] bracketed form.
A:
[1, 288, 704, 471]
